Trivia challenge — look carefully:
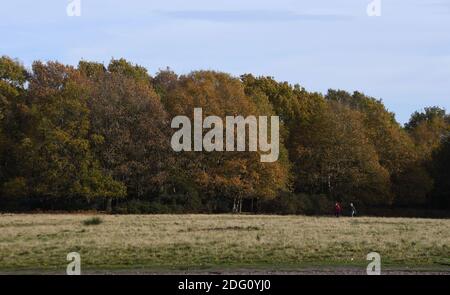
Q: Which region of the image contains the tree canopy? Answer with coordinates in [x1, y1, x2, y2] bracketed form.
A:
[0, 56, 448, 214]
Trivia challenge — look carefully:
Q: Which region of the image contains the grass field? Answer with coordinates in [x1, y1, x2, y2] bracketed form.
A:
[0, 214, 449, 274]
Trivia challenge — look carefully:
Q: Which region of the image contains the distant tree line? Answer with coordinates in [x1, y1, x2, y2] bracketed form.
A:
[0, 56, 449, 215]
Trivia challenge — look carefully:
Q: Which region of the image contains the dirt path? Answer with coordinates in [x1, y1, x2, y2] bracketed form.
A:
[2, 268, 448, 275]
[99, 268, 450, 275]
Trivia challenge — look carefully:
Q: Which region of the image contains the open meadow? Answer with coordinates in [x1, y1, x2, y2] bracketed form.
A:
[0, 214, 449, 274]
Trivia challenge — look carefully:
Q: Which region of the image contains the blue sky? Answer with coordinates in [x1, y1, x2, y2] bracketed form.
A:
[1, 0, 449, 123]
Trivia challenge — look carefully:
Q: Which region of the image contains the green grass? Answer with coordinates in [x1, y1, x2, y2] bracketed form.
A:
[0, 214, 448, 272]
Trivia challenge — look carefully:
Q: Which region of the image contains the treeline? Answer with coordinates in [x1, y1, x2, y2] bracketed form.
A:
[0, 56, 449, 215]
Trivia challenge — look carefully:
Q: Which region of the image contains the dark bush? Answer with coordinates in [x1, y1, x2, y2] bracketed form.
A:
[82, 217, 103, 226]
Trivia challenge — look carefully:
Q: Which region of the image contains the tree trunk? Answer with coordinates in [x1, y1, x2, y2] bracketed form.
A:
[106, 198, 112, 213]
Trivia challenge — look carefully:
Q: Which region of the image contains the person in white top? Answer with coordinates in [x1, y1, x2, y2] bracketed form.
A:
[350, 203, 357, 217]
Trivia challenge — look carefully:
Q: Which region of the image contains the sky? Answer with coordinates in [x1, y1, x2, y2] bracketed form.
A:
[1, 0, 449, 124]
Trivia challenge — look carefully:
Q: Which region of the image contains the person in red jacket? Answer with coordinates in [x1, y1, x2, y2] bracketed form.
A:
[334, 202, 342, 217]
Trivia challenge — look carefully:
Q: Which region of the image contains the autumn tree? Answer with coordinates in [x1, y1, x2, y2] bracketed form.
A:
[405, 107, 450, 157]
[290, 101, 391, 205]
[325, 90, 433, 206]
[404, 107, 450, 206]
[0, 56, 29, 197]
[155, 70, 290, 212]
[79, 59, 173, 208]
[241, 74, 324, 142]
[1, 55, 448, 214]
[430, 136, 450, 209]
[1, 60, 125, 204]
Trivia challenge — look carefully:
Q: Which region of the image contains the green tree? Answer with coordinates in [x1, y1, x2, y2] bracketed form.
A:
[80, 59, 173, 202]
[405, 107, 450, 207]
[430, 136, 450, 208]
[290, 101, 391, 205]
[107, 58, 150, 83]
[405, 107, 450, 158]
[326, 90, 431, 206]
[2, 61, 125, 203]
[0, 56, 29, 196]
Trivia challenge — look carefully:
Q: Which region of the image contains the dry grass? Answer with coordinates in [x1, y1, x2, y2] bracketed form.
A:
[0, 214, 449, 272]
